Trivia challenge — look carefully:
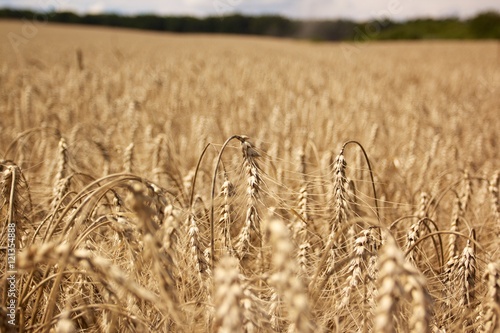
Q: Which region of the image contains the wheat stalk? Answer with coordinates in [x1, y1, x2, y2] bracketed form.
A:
[53, 137, 68, 194]
[218, 173, 235, 253]
[460, 169, 472, 213]
[123, 143, 134, 173]
[489, 171, 499, 228]
[375, 235, 405, 333]
[479, 262, 500, 332]
[375, 232, 432, 333]
[403, 262, 432, 333]
[267, 218, 317, 333]
[340, 229, 373, 308]
[213, 256, 245, 333]
[235, 136, 262, 261]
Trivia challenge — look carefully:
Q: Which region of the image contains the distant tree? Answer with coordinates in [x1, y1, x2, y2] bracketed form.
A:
[248, 15, 295, 36]
[0, 7, 499, 40]
[373, 18, 470, 40]
[0, 8, 35, 19]
[218, 14, 251, 34]
[469, 11, 500, 39]
[51, 11, 80, 24]
[134, 14, 166, 31]
[296, 20, 357, 41]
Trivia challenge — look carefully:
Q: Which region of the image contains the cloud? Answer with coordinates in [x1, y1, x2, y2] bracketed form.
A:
[88, 2, 105, 15]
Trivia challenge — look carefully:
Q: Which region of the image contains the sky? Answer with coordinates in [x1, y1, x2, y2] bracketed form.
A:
[1, 0, 499, 21]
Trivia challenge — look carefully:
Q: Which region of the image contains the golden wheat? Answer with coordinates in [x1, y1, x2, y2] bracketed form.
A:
[0, 20, 498, 332]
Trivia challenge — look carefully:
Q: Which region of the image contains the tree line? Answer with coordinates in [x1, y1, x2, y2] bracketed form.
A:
[1, 8, 499, 40]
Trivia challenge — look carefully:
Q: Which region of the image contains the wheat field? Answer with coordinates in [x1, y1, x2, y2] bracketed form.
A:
[0, 20, 499, 332]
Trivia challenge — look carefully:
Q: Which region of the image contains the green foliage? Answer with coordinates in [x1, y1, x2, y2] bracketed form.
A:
[373, 18, 472, 40]
[469, 11, 500, 38]
[296, 20, 356, 40]
[0, 7, 498, 40]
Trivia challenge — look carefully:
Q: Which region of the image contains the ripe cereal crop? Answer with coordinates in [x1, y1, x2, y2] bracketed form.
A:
[0, 21, 499, 332]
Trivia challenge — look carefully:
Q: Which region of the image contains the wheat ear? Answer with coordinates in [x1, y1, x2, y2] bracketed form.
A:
[213, 256, 245, 333]
[489, 171, 499, 228]
[236, 136, 262, 260]
[267, 218, 317, 333]
[479, 262, 500, 333]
